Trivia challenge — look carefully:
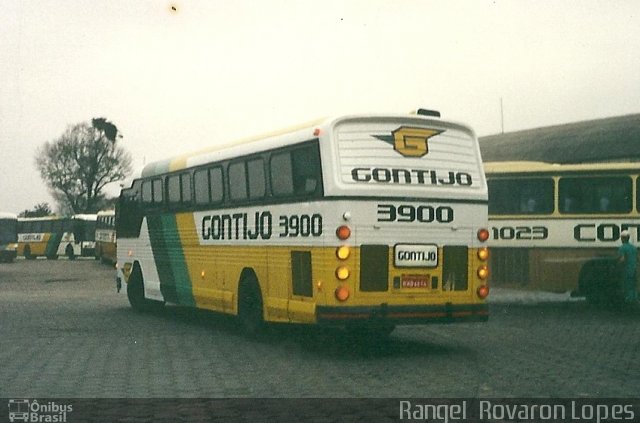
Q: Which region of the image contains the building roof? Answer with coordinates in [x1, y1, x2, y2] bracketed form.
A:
[479, 114, 640, 164]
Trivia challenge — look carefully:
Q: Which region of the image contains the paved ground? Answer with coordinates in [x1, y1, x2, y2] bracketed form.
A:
[1, 259, 639, 401]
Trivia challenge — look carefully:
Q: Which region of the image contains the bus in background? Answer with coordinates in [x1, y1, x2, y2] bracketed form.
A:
[116, 109, 490, 335]
[486, 161, 640, 302]
[0, 212, 18, 263]
[95, 209, 116, 264]
[17, 214, 97, 259]
[72, 214, 97, 258]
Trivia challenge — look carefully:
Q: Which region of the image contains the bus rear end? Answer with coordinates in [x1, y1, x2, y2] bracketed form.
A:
[316, 112, 489, 327]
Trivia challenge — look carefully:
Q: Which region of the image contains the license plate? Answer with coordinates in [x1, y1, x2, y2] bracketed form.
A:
[394, 244, 438, 267]
[401, 274, 430, 289]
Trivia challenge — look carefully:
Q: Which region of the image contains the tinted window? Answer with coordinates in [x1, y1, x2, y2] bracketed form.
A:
[247, 158, 266, 199]
[292, 145, 321, 195]
[210, 167, 223, 203]
[488, 178, 554, 215]
[153, 179, 163, 204]
[229, 162, 248, 201]
[270, 143, 322, 197]
[142, 181, 153, 203]
[194, 169, 210, 205]
[168, 175, 181, 203]
[559, 176, 632, 214]
[181, 173, 192, 203]
[271, 152, 294, 196]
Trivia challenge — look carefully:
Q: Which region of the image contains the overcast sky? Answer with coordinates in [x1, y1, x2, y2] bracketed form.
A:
[1, 0, 639, 214]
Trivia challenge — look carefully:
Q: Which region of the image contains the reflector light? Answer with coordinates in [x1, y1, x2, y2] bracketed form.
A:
[336, 246, 351, 260]
[201, 270, 206, 279]
[335, 286, 350, 301]
[477, 228, 490, 242]
[477, 285, 490, 299]
[314, 128, 321, 136]
[336, 225, 351, 240]
[477, 265, 489, 280]
[335, 266, 350, 280]
[477, 247, 489, 261]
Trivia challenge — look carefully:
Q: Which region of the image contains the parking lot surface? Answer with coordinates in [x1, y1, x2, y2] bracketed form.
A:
[1, 259, 639, 399]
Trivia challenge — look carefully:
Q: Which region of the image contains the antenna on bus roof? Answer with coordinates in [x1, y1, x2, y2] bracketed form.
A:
[416, 108, 441, 118]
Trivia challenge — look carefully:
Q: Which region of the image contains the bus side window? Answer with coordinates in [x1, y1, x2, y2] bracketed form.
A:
[152, 179, 163, 204]
[194, 169, 210, 205]
[167, 174, 181, 204]
[560, 176, 632, 214]
[181, 173, 192, 204]
[142, 181, 153, 204]
[247, 158, 266, 199]
[291, 144, 320, 195]
[270, 142, 322, 198]
[270, 152, 294, 196]
[229, 162, 248, 201]
[195, 167, 224, 206]
[210, 167, 223, 203]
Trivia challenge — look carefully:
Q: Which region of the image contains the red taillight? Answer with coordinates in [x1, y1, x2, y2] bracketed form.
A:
[335, 286, 350, 301]
[477, 228, 490, 242]
[477, 285, 490, 299]
[336, 225, 351, 240]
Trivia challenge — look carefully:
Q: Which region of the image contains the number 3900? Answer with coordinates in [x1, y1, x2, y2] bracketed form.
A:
[377, 204, 454, 223]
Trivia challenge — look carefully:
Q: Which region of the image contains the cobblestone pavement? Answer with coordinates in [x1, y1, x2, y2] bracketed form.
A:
[1, 259, 638, 399]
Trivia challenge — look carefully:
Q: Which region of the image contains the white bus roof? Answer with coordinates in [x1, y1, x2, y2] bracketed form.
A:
[72, 214, 98, 221]
[0, 212, 17, 219]
[485, 160, 640, 175]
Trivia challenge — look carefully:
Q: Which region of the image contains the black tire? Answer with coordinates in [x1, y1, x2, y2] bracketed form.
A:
[65, 244, 76, 260]
[238, 275, 265, 337]
[24, 245, 35, 260]
[126, 265, 164, 312]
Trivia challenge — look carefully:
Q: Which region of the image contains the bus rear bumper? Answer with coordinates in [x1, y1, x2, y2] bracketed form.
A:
[316, 303, 488, 325]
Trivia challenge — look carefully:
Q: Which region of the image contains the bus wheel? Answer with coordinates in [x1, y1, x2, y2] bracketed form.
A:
[65, 244, 76, 260]
[127, 265, 164, 312]
[24, 245, 35, 260]
[238, 274, 265, 337]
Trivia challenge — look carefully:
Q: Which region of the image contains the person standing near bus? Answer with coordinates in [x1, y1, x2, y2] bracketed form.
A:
[618, 230, 638, 303]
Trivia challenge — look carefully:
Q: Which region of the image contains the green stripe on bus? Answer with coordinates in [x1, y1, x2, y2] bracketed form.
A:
[46, 233, 62, 257]
[147, 215, 195, 306]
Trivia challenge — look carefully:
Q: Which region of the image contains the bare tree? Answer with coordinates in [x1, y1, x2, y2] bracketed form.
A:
[35, 118, 132, 213]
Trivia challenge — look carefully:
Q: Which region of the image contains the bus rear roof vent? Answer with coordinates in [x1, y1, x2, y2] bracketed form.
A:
[416, 108, 441, 118]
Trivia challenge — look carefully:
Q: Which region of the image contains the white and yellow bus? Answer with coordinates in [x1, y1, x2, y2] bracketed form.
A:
[18, 214, 97, 259]
[95, 210, 116, 264]
[116, 110, 490, 334]
[486, 161, 640, 301]
[0, 212, 18, 263]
